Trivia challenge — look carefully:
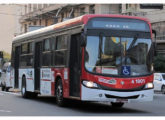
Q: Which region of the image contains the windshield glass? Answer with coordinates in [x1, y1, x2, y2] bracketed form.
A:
[85, 36, 152, 76]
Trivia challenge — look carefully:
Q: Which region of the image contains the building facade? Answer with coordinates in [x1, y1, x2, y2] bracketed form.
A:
[122, 4, 165, 56]
[18, 4, 165, 55]
[0, 4, 22, 53]
[18, 4, 121, 34]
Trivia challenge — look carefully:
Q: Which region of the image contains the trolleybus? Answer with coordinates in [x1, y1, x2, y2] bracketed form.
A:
[11, 14, 154, 107]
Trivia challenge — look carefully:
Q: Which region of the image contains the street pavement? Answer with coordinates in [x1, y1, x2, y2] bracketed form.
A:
[0, 89, 165, 116]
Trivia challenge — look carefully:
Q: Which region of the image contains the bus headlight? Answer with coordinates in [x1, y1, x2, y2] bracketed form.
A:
[144, 83, 154, 89]
[82, 80, 98, 88]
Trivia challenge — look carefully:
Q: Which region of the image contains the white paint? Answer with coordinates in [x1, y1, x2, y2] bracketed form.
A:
[40, 68, 51, 80]
[81, 84, 153, 103]
[0, 91, 21, 96]
[40, 68, 52, 95]
[11, 69, 15, 88]
[19, 68, 34, 92]
[64, 69, 68, 80]
[0, 110, 12, 113]
[51, 71, 55, 82]
[40, 80, 51, 95]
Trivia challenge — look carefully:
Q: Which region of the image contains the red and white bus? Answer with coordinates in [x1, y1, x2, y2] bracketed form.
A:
[11, 14, 154, 107]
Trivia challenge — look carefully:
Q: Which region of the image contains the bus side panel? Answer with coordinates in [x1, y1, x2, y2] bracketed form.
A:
[40, 68, 52, 95]
[63, 68, 70, 98]
[19, 68, 35, 92]
[39, 68, 69, 97]
[11, 69, 15, 88]
[53, 68, 70, 98]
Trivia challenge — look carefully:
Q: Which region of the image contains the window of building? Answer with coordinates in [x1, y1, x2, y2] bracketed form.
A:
[33, 21, 37, 25]
[45, 19, 48, 26]
[25, 5, 28, 14]
[89, 5, 95, 14]
[80, 7, 85, 15]
[126, 4, 129, 9]
[38, 4, 42, 9]
[24, 24, 27, 33]
[39, 19, 42, 25]
[61, 13, 64, 22]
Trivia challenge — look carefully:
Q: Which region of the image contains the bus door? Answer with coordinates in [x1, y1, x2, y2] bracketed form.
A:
[14, 46, 20, 88]
[69, 33, 81, 97]
[34, 42, 42, 91]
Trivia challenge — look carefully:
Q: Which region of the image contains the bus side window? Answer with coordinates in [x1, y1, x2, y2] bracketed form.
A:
[42, 38, 51, 67]
[20, 43, 33, 67]
[54, 35, 68, 66]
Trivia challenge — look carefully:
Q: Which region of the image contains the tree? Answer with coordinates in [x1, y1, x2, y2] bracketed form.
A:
[1, 51, 11, 63]
[154, 54, 165, 72]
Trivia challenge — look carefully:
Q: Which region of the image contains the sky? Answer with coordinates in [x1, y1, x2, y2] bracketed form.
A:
[0, 5, 18, 53]
[0, 0, 164, 54]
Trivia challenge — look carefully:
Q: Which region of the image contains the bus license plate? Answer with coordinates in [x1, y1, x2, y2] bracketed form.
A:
[116, 99, 128, 103]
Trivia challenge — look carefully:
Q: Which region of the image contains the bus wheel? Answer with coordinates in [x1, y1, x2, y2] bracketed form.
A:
[1, 85, 5, 91]
[55, 79, 65, 106]
[5, 87, 9, 92]
[30, 93, 38, 98]
[21, 76, 29, 98]
[111, 102, 124, 108]
[161, 85, 165, 94]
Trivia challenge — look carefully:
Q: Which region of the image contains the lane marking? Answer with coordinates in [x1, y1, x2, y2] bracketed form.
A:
[0, 110, 12, 113]
[0, 91, 21, 96]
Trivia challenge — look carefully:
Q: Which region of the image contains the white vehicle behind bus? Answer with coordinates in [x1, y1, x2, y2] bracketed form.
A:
[154, 73, 165, 94]
[0, 62, 12, 91]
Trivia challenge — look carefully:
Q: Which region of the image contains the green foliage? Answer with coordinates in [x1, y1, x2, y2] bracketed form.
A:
[154, 54, 165, 72]
[2, 51, 11, 63]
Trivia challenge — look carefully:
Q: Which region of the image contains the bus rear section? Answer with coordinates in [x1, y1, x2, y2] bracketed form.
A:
[10, 14, 154, 107]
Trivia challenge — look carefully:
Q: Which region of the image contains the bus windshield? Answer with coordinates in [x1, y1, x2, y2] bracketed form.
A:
[85, 36, 152, 76]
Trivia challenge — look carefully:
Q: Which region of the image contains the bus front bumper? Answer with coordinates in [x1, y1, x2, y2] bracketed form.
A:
[81, 85, 153, 103]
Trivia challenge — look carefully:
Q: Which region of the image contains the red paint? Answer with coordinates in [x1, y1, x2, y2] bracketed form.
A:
[51, 68, 70, 98]
[81, 48, 153, 90]
[53, 14, 153, 39]
[51, 14, 153, 99]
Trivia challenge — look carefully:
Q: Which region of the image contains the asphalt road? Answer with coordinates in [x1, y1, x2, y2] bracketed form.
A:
[0, 89, 165, 116]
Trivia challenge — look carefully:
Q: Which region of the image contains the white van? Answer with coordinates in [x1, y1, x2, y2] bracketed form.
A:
[154, 73, 165, 94]
[0, 62, 12, 91]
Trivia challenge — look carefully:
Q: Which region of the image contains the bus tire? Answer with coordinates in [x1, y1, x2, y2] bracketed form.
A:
[5, 87, 9, 92]
[161, 85, 165, 94]
[21, 76, 29, 98]
[30, 92, 38, 98]
[1, 85, 5, 91]
[111, 102, 124, 108]
[55, 79, 66, 107]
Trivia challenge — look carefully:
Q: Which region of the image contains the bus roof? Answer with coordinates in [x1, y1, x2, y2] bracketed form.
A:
[13, 14, 151, 43]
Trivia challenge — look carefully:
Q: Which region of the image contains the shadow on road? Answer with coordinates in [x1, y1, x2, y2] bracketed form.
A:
[16, 95, 150, 115]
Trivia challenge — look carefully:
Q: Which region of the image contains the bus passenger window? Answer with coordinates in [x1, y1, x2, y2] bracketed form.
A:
[43, 39, 50, 51]
[56, 36, 68, 50]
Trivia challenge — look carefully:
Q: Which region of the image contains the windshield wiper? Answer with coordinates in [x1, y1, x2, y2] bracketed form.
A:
[124, 34, 138, 65]
[128, 34, 139, 50]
